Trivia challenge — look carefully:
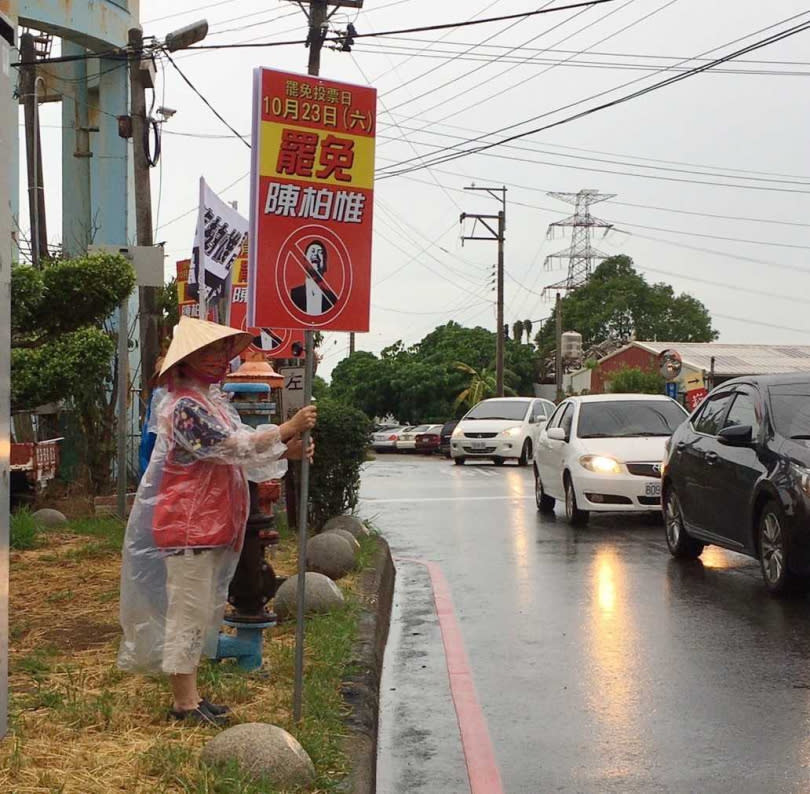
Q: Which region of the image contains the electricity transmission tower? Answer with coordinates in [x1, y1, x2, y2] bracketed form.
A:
[543, 189, 615, 293]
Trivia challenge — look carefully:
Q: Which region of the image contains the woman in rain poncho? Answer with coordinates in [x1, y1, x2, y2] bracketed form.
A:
[118, 316, 316, 726]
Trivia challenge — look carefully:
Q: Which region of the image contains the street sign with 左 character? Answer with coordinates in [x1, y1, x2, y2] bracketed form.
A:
[248, 68, 376, 333]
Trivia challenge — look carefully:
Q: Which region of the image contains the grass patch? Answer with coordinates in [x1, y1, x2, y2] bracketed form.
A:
[10, 508, 41, 550]
[1, 511, 377, 792]
[62, 516, 126, 547]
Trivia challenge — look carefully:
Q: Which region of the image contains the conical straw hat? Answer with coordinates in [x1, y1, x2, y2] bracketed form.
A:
[159, 315, 253, 377]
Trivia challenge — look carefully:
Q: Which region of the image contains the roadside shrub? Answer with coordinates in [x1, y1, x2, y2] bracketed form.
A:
[607, 366, 666, 395]
[310, 398, 371, 530]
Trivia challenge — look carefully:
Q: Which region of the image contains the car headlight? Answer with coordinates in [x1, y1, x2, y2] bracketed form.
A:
[579, 455, 622, 474]
[791, 463, 810, 497]
[452, 428, 463, 439]
[499, 426, 522, 438]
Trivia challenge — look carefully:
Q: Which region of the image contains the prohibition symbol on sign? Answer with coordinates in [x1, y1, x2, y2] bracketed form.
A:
[275, 225, 352, 328]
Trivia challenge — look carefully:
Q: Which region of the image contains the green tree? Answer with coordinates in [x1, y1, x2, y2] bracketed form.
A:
[512, 320, 524, 344]
[11, 253, 136, 491]
[535, 255, 717, 353]
[607, 366, 666, 394]
[453, 362, 517, 410]
[329, 322, 542, 424]
[330, 351, 394, 420]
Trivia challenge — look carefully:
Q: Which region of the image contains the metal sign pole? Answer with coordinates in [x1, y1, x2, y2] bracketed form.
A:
[292, 0, 326, 725]
[292, 329, 315, 722]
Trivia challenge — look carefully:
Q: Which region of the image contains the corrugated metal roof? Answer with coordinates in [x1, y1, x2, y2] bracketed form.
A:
[635, 342, 810, 375]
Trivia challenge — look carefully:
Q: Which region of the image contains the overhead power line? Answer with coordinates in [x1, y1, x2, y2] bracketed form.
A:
[163, 51, 251, 148]
[382, 0, 587, 111]
[388, 0, 674, 134]
[15, 0, 623, 66]
[377, 13, 810, 178]
[375, 133, 810, 192]
[376, 116, 810, 180]
[183, 0, 624, 51]
[363, 37, 810, 68]
[392, 166, 810, 230]
[355, 43, 810, 76]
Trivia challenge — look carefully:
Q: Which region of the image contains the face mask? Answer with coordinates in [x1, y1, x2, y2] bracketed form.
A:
[184, 362, 225, 385]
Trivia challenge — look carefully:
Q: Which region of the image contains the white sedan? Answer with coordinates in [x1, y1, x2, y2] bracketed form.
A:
[371, 426, 406, 452]
[533, 394, 688, 525]
[395, 424, 431, 452]
[450, 397, 556, 466]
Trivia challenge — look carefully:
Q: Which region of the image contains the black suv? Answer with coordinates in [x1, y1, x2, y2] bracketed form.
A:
[662, 374, 810, 594]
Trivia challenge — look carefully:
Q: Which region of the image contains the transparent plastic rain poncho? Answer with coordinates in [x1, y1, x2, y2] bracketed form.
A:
[118, 382, 288, 675]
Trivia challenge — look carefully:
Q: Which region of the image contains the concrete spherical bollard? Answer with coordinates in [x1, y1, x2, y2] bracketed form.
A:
[201, 723, 315, 787]
[322, 514, 370, 539]
[274, 572, 345, 620]
[321, 528, 361, 553]
[306, 532, 357, 580]
[32, 508, 67, 527]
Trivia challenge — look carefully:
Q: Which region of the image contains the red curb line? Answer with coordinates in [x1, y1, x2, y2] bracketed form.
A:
[397, 557, 505, 794]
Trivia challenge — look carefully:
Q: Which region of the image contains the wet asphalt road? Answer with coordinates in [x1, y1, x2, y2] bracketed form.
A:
[360, 454, 810, 794]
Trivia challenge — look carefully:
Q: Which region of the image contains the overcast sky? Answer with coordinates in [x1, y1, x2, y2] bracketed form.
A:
[27, 0, 810, 380]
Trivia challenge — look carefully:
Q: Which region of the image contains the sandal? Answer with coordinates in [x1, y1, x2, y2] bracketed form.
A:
[168, 702, 228, 727]
[199, 698, 231, 716]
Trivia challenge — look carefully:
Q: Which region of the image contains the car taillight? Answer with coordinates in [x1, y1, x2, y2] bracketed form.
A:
[388, 435, 397, 441]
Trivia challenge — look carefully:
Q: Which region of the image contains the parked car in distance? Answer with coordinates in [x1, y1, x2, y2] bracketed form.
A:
[451, 397, 556, 466]
[371, 426, 406, 452]
[534, 394, 688, 525]
[396, 424, 431, 452]
[662, 374, 810, 595]
[439, 420, 459, 458]
[415, 424, 444, 454]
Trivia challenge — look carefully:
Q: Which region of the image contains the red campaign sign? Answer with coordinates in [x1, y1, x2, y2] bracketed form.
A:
[229, 246, 305, 359]
[248, 68, 376, 332]
[686, 388, 709, 412]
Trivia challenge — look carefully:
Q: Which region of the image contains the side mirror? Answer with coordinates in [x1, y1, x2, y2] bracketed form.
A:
[547, 427, 567, 442]
[718, 424, 753, 446]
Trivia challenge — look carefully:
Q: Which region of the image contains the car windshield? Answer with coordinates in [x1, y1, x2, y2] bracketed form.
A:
[577, 400, 687, 438]
[410, 425, 430, 433]
[769, 384, 810, 438]
[464, 400, 530, 421]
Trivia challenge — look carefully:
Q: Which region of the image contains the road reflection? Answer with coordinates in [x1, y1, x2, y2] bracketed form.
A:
[586, 547, 644, 779]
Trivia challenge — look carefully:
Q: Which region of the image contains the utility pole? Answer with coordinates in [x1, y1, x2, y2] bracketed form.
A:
[20, 33, 48, 266]
[460, 185, 507, 396]
[286, 0, 361, 358]
[128, 27, 160, 404]
[283, 0, 363, 724]
[555, 292, 563, 401]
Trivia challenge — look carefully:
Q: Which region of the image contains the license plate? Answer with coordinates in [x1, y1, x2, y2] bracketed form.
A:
[471, 440, 486, 450]
[645, 483, 661, 497]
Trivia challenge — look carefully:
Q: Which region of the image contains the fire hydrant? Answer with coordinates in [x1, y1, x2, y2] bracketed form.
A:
[215, 356, 285, 671]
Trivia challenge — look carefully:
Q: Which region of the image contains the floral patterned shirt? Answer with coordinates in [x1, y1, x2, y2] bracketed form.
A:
[172, 398, 230, 464]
